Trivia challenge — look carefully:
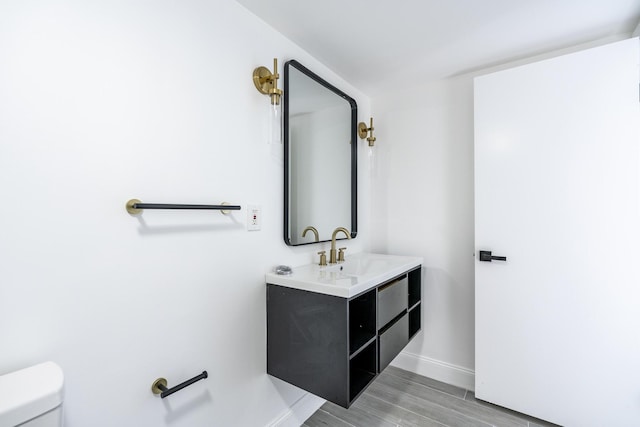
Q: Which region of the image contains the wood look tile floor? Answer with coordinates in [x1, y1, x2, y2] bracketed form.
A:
[303, 366, 561, 427]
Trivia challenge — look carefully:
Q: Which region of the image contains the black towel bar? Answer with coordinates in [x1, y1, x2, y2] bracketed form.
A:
[126, 199, 240, 215]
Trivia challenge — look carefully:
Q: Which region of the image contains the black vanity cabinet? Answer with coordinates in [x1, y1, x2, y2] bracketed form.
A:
[266, 265, 421, 408]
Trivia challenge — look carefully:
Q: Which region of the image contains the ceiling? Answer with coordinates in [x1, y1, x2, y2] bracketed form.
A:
[236, 0, 640, 94]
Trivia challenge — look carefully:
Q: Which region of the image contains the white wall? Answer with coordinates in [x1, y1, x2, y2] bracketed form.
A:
[371, 78, 476, 388]
[0, 1, 370, 426]
[371, 35, 632, 390]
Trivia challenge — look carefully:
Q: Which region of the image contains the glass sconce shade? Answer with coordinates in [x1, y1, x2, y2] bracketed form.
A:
[269, 102, 282, 145]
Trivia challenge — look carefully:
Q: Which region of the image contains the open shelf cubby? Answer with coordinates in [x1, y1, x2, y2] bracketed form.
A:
[409, 303, 421, 339]
[349, 340, 377, 402]
[408, 266, 422, 308]
[349, 288, 376, 355]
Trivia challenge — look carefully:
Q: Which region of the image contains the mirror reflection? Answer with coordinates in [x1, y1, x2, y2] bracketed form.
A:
[284, 60, 357, 246]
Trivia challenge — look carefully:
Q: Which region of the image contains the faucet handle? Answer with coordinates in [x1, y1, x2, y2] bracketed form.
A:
[338, 247, 347, 262]
[317, 251, 327, 266]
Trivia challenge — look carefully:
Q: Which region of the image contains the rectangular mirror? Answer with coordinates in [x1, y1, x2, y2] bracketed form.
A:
[284, 60, 357, 246]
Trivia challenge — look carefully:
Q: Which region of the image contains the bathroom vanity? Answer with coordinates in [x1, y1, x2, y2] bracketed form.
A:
[266, 253, 422, 408]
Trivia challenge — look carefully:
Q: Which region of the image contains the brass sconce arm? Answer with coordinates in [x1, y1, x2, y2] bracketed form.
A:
[253, 58, 282, 105]
[358, 117, 376, 146]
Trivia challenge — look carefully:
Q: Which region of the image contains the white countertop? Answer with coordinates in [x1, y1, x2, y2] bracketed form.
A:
[265, 252, 423, 298]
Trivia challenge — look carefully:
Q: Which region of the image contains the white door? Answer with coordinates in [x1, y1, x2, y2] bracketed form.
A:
[474, 38, 640, 427]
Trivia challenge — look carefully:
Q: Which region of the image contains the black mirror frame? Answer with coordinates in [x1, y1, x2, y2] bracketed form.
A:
[283, 59, 358, 246]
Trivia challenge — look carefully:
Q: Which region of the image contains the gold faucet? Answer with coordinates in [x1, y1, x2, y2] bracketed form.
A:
[301, 226, 319, 242]
[329, 227, 351, 264]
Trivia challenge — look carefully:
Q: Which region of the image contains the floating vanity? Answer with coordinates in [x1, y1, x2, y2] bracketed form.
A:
[266, 253, 422, 408]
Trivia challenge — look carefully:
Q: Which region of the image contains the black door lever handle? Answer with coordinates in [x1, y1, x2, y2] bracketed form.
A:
[479, 250, 507, 262]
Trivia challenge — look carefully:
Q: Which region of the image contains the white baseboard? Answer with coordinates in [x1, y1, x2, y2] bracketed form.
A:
[390, 351, 476, 392]
[266, 392, 325, 427]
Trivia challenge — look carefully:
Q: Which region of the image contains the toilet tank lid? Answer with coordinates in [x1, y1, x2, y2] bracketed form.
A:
[0, 362, 64, 426]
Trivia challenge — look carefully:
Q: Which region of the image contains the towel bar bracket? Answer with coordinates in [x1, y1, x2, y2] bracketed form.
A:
[126, 199, 143, 215]
[151, 378, 168, 395]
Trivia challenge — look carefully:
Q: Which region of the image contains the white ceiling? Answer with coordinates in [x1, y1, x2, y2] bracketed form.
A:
[236, 0, 640, 94]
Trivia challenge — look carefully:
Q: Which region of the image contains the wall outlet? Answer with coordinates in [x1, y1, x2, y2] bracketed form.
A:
[247, 205, 261, 231]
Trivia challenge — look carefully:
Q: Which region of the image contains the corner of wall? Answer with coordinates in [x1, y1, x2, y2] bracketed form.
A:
[391, 351, 475, 392]
[266, 393, 325, 427]
[632, 20, 640, 37]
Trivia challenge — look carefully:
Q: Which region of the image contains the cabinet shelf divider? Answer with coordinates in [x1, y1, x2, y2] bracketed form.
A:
[349, 335, 377, 360]
[408, 301, 421, 312]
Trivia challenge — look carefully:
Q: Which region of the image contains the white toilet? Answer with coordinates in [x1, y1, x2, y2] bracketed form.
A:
[0, 362, 64, 427]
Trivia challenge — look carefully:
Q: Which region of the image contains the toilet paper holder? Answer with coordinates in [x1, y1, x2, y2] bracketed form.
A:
[151, 371, 208, 398]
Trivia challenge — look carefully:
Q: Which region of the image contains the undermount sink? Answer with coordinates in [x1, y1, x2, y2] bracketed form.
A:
[320, 256, 401, 276]
[265, 252, 423, 298]
[318, 262, 362, 277]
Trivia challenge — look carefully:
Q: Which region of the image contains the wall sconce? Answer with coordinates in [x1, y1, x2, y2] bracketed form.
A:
[253, 58, 282, 144]
[358, 117, 376, 147]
